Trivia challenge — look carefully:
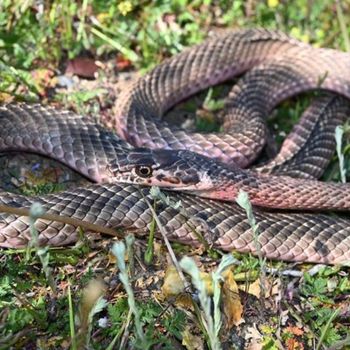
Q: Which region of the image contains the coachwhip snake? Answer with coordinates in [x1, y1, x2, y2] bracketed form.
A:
[1, 28, 350, 264]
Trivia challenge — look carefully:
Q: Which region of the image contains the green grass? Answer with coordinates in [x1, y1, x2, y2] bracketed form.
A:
[1, 0, 350, 349]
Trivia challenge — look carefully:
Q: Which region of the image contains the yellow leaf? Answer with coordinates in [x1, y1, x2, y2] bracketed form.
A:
[300, 34, 310, 43]
[247, 278, 261, 298]
[0, 92, 14, 103]
[158, 265, 192, 308]
[182, 326, 204, 350]
[221, 269, 243, 328]
[246, 277, 281, 299]
[96, 13, 110, 24]
[162, 265, 185, 298]
[200, 271, 214, 295]
[267, 0, 279, 8]
[108, 251, 117, 265]
[117, 1, 133, 16]
[176, 294, 195, 310]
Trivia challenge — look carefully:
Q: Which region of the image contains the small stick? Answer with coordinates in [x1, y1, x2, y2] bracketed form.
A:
[143, 196, 191, 291]
[0, 203, 121, 238]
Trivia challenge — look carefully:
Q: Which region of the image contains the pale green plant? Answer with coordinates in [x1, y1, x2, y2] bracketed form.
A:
[111, 240, 146, 347]
[180, 254, 238, 350]
[335, 125, 346, 183]
[236, 190, 267, 299]
[26, 202, 56, 293]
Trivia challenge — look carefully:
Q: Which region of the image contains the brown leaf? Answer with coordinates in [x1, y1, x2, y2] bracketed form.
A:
[65, 57, 99, 78]
[286, 338, 304, 350]
[116, 56, 133, 71]
[284, 326, 304, 336]
[107, 250, 117, 265]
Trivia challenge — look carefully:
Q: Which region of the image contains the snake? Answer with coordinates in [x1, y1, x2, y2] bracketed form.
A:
[1, 28, 350, 264]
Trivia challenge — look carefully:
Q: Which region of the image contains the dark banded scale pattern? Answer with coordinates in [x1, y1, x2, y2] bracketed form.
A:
[1, 28, 350, 264]
[0, 184, 349, 264]
[113, 29, 350, 173]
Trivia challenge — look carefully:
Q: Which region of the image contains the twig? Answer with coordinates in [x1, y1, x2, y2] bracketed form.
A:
[0, 203, 121, 237]
[118, 309, 133, 350]
[149, 186, 213, 252]
[105, 309, 132, 350]
[143, 195, 191, 291]
[336, 0, 350, 51]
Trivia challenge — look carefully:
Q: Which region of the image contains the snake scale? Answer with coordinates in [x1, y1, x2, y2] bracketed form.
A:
[1, 28, 350, 264]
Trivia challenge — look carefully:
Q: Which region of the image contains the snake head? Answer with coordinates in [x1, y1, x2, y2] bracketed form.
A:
[107, 148, 220, 190]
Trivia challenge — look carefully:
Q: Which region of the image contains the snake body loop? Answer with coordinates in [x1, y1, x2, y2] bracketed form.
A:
[1, 29, 350, 264]
[113, 29, 350, 170]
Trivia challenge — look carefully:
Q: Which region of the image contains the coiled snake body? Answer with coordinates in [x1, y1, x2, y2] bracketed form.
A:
[1, 29, 350, 264]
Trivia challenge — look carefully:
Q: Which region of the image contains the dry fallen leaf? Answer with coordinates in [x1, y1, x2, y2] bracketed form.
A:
[0, 92, 14, 103]
[286, 338, 304, 350]
[31, 68, 55, 95]
[246, 278, 261, 298]
[161, 264, 212, 310]
[284, 326, 304, 336]
[162, 264, 213, 297]
[65, 57, 99, 78]
[162, 265, 185, 298]
[182, 326, 204, 350]
[200, 271, 214, 295]
[244, 325, 264, 350]
[153, 241, 163, 258]
[107, 250, 117, 265]
[116, 55, 133, 71]
[246, 276, 281, 299]
[222, 269, 243, 328]
[246, 342, 263, 350]
[175, 294, 195, 310]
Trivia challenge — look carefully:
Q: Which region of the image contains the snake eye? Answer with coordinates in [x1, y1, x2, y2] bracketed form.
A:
[135, 165, 153, 178]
